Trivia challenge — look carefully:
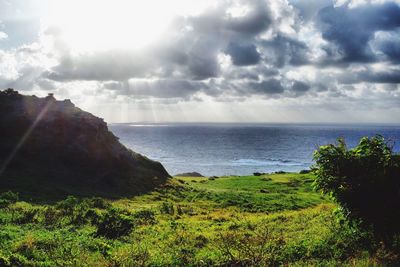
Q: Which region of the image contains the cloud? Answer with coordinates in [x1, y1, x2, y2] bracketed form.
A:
[0, 32, 7, 41]
[45, 0, 278, 83]
[371, 30, 400, 62]
[225, 0, 272, 35]
[291, 80, 310, 92]
[0, 45, 55, 91]
[359, 69, 400, 83]
[289, 0, 332, 21]
[190, 0, 273, 36]
[104, 79, 208, 99]
[248, 79, 285, 94]
[318, 2, 400, 63]
[338, 67, 400, 84]
[45, 50, 153, 82]
[1, 0, 400, 123]
[225, 42, 261, 66]
[261, 35, 309, 67]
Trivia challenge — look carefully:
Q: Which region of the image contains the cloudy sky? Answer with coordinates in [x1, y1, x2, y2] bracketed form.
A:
[0, 0, 400, 123]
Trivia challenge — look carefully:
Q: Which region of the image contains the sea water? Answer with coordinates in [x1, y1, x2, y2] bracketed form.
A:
[110, 123, 400, 176]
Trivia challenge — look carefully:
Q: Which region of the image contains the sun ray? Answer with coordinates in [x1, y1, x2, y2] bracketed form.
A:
[0, 100, 54, 176]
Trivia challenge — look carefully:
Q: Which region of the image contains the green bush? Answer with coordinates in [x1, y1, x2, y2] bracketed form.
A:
[14, 208, 39, 224]
[85, 197, 110, 209]
[56, 196, 79, 216]
[0, 191, 19, 209]
[95, 208, 135, 239]
[42, 206, 63, 226]
[55, 196, 109, 226]
[133, 209, 157, 225]
[313, 136, 400, 243]
[160, 202, 175, 215]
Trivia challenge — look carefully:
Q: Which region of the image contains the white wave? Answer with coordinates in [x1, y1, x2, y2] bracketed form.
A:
[129, 124, 169, 127]
[231, 158, 304, 167]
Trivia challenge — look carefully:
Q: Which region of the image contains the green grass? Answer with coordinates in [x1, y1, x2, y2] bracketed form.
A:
[173, 173, 326, 212]
[0, 173, 391, 266]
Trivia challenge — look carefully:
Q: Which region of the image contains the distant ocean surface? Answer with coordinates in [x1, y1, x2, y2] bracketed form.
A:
[109, 123, 400, 176]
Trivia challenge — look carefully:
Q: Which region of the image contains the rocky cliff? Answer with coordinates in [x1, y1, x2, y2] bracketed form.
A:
[0, 89, 170, 198]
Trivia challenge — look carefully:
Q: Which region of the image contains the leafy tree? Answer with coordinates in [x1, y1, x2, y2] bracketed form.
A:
[313, 136, 400, 243]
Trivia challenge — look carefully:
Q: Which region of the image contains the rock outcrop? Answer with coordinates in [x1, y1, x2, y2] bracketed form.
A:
[175, 172, 204, 177]
[0, 89, 170, 198]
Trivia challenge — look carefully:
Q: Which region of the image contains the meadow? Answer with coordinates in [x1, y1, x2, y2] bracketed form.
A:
[0, 173, 388, 266]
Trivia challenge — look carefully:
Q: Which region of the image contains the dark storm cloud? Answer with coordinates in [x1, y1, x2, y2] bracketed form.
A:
[338, 68, 400, 84]
[190, 0, 272, 37]
[288, 0, 331, 21]
[375, 33, 400, 63]
[186, 37, 221, 80]
[292, 81, 310, 92]
[104, 79, 208, 99]
[46, 0, 274, 83]
[249, 79, 285, 94]
[318, 2, 400, 64]
[359, 70, 400, 84]
[225, 42, 261, 66]
[45, 38, 221, 82]
[45, 51, 153, 81]
[3, 0, 400, 107]
[261, 35, 309, 67]
[225, 0, 272, 35]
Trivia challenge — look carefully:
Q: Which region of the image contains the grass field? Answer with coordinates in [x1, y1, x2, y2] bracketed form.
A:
[0, 173, 385, 266]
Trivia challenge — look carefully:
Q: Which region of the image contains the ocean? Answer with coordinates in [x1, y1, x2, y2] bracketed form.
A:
[109, 123, 400, 177]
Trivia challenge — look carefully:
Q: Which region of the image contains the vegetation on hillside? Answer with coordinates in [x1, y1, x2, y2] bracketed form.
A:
[0, 89, 170, 198]
[0, 172, 395, 266]
[314, 136, 400, 247]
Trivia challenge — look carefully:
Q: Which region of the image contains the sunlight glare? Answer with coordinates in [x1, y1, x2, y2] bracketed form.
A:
[46, 0, 215, 52]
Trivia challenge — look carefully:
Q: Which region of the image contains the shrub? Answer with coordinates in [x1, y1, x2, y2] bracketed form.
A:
[110, 244, 150, 266]
[133, 209, 157, 225]
[14, 208, 39, 224]
[0, 253, 10, 266]
[95, 208, 135, 239]
[42, 206, 63, 226]
[313, 136, 400, 243]
[55, 196, 108, 226]
[85, 197, 110, 209]
[56, 196, 79, 216]
[0, 191, 19, 208]
[160, 202, 175, 215]
[217, 227, 285, 266]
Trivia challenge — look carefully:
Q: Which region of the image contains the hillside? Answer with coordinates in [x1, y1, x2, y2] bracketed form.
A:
[0, 89, 170, 198]
[0, 173, 384, 266]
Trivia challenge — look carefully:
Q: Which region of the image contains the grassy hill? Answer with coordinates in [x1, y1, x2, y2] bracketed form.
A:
[0, 172, 383, 266]
[0, 89, 170, 198]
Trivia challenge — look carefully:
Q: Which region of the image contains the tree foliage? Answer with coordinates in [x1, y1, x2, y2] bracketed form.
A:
[313, 136, 400, 242]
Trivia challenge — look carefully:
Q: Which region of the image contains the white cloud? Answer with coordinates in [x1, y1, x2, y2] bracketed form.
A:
[0, 0, 399, 123]
[0, 32, 7, 41]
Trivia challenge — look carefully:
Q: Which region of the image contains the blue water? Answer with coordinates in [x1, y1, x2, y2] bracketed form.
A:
[109, 123, 400, 176]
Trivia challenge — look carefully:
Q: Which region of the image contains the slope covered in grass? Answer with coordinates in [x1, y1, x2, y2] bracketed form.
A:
[0, 89, 170, 198]
[0, 173, 388, 266]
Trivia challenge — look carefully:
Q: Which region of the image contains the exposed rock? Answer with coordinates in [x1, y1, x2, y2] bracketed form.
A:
[0, 89, 170, 198]
[175, 172, 204, 177]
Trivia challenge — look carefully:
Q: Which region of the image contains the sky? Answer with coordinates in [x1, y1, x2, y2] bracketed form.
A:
[0, 0, 399, 123]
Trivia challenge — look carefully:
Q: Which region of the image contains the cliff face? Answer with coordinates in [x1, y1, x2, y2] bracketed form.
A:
[0, 89, 170, 198]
